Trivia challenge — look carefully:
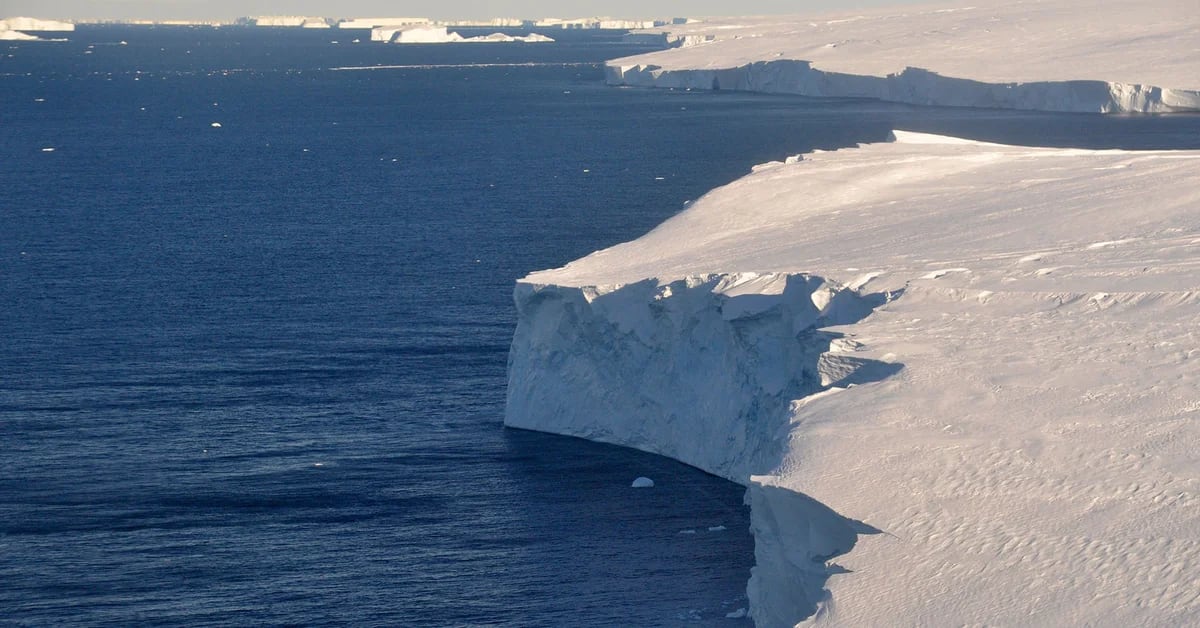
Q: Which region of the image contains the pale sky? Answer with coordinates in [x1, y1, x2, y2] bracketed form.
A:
[5, 0, 920, 22]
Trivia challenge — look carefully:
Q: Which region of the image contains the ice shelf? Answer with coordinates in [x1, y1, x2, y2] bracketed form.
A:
[506, 132, 1200, 626]
[605, 0, 1200, 113]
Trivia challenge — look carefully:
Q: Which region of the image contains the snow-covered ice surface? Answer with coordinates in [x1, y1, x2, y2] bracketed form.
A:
[506, 132, 1200, 626]
[606, 0, 1200, 112]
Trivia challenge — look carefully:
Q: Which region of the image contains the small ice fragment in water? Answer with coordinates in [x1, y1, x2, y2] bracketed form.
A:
[708, 525, 727, 532]
[679, 529, 697, 535]
[41, 147, 55, 152]
[726, 608, 748, 618]
[210, 122, 221, 128]
[654, 176, 666, 180]
[34, 98, 45, 102]
[631, 476, 654, 488]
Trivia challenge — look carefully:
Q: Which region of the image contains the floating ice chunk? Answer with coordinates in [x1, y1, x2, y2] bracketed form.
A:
[679, 528, 697, 534]
[726, 608, 748, 618]
[210, 122, 221, 128]
[708, 525, 727, 531]
[41, 147, 55, 152]
[631, 476, 654, 488]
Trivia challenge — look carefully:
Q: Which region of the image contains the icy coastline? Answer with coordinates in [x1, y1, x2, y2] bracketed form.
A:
[604, 0, 1200, 113]
[505, 131, 1200, 626]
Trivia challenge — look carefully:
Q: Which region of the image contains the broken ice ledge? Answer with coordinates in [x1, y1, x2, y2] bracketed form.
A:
[505, 272, 897, 625]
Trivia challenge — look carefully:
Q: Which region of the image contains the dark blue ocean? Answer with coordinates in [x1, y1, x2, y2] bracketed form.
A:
[2, 25, 1198, 626]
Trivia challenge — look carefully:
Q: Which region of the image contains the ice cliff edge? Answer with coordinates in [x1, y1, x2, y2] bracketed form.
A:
[505, 272, 900, 625]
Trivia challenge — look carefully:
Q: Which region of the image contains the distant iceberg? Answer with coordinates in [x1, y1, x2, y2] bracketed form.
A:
[0, 16, 74, 41]
[0, 17, 74, 31]
[370, 25, 553, 44]
[459, 32, 554, 43]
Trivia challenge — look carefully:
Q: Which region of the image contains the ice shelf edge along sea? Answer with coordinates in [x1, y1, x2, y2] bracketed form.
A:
[605, 0, 1200, 113]
[506, 1, 1200, 626]
[506, 131, 1200, 626]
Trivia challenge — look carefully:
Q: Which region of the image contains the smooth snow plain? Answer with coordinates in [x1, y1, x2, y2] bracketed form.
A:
[506, 131, 1200, 626]
[606, 0, 1200, 113]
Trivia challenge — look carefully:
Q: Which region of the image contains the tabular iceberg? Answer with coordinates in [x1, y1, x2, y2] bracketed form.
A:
[0, 16, 74, 41]
[0, 17, 75, 31]
[505, 132, 1200, 626]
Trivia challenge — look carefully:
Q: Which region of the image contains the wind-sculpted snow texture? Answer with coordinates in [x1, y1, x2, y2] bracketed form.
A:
[605, 0, 1200, 113]
[506, 132, 1200, 626]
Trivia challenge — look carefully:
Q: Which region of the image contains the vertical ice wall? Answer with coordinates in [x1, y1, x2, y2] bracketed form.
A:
[505, 272, 897, 626]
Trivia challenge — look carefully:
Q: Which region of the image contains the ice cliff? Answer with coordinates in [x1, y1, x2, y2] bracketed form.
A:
[507, 273, 896, 481]
[605, 0, 1200, 113]
[505, 132, 1200, 626]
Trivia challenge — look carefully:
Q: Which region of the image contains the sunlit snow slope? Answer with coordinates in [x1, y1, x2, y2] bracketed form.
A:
[506, 132, 1200, 626]
[606, 0, 1200, 112]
